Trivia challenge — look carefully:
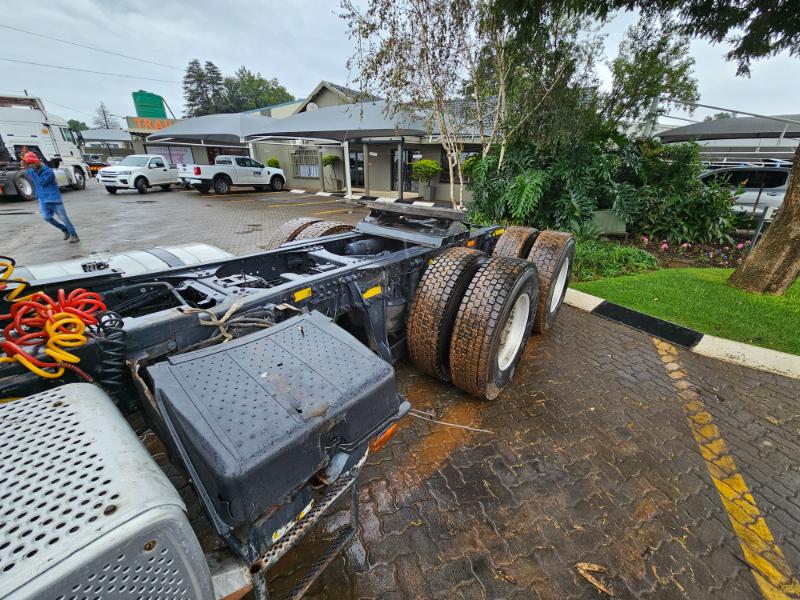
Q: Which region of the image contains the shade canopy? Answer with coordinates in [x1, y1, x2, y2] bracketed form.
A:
[245, 101, 429, 143]
[147, 112, 274, 145]
[659, 114, 800, 143]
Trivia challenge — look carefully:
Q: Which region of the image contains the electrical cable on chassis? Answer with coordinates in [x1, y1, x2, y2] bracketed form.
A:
[0, 201, 574, 600]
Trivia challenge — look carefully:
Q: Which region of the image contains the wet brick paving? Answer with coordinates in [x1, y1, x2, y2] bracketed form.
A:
[269, 310, 800, 599]
[4, 182, 799, 599]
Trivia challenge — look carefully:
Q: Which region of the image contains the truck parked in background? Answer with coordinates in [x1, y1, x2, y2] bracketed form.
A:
[179, 155, 286, 194]
[0, 95, 89, 199]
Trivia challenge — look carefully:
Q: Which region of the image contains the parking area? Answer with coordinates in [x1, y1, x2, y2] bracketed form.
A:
[3, 182, 800, 599]
[0, 180, 367, 264]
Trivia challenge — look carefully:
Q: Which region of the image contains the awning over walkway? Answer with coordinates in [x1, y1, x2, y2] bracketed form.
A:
[246, 101, 429, 142]
[146, 112, 274, 145]
[659, 114, 800, 143]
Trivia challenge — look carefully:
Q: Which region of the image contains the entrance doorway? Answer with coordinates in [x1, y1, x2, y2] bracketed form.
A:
[349, 150, 365, 187]
[391, 149, 418, 192]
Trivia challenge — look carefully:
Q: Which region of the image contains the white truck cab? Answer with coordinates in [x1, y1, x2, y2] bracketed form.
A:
[98, 154, 179, 194]
[0, 95, 90, 199]
[178, 155, 286, 194]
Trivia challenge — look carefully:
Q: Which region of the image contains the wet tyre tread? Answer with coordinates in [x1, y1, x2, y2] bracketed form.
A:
[492, 226, 539, 258]
[527, 230, 575, 333]
[293, 221, 354, 240]
[406, 246, 485, 380]
[450, 257, 535, 400]
[263, 217, 322, 250]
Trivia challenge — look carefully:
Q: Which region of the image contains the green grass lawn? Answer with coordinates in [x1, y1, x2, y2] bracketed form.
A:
[572, 268, 800, 355]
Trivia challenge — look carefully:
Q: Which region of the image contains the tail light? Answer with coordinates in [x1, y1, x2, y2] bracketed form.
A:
[194, 166, 201, 176]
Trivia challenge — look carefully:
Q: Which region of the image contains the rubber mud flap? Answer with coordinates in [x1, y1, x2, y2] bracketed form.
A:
[527, 230, 575, 334]
[263, 217, 322, 249]
[406, 246, 485, 381]
[449, 257, 539, 400]
[294, 221, 354, 240]
[492, 226, 539, 258]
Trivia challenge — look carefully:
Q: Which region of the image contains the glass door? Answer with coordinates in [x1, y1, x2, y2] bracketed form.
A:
[349, 151, 365, 187]
[391, 149, 418, 192]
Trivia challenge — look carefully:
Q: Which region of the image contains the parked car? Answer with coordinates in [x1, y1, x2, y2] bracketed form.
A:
[179, 155, 286, 194]
[97, 154, 179, 194]
[106, 156, 123, 166]
[700, 166, 790, 212]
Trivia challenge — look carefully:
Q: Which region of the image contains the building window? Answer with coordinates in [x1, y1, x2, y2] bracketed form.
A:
[292, 149, 319, 178]
[439, 150, 479, 184]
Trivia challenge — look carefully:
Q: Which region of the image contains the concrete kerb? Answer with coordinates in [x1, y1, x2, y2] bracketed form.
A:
[564, 288, 800, 381]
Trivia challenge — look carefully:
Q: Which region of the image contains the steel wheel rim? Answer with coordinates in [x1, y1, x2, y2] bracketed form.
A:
[18, 179, 32, 196]
[498, 293, 530, 371]
[550, 258, 570, 314]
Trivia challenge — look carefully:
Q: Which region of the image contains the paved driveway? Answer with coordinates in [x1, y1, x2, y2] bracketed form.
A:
[0, 180, 366, 264]
[3, 180, 799, 599]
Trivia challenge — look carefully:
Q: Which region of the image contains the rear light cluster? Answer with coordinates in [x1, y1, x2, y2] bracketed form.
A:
[194, 166, 201, 176]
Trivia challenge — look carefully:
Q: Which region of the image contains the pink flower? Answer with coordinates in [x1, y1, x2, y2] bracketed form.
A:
[681, 242, 692, 249]
[641, 236, 649, 246]
[660, 242, 669, 251]
[737, 242, 745, 250]
[745, 240, 751, 245]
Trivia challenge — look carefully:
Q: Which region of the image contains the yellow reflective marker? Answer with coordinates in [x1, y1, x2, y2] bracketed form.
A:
[363, 285, 382, 300]
[653, 338, 800, 600]
[293, 287, 312, 302]
[494, 228, 506, 236]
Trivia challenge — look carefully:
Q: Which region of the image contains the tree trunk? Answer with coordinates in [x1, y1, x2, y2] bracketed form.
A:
[729, 146, 800, 294]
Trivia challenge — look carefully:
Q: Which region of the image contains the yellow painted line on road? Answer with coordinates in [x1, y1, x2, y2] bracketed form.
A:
[267, 199, 338, 207]
[653, 338, 800, 600]
[314, 208, 352, 216]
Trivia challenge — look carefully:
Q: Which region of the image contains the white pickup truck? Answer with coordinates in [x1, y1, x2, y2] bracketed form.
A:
[178, 155, 286, 194]
[97, 154, 179, 194]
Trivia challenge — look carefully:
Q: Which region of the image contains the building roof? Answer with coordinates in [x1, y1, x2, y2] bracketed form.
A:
[293, 80, 380, 114]
[241, 98, 300, 115]
[82, 128, 132, 143]
[146, 112, 273, 145]
[659, 114, 800, 142]
[246, 101, 428, 143]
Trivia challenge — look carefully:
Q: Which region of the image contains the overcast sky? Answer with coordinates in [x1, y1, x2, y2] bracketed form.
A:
[3, 0, 798, 128]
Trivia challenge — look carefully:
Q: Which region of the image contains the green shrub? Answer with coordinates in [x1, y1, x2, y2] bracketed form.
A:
[267, 157, 280, 168]
[573, 240, 659, 281]
[411, 159, 442, 183]
[467, 134, 737, 244]
[321, 154, 341, 168]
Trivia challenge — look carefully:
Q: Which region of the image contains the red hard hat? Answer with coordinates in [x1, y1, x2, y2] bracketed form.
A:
[23, 152, 40, 164]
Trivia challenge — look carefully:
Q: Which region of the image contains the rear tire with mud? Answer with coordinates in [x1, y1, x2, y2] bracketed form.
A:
[450, 257, 539, 400]
[526, 230, 575, 334]
[262, 217, 322, 250]
[407, 246, 485, 381]
[492, 226, 538, 258]
[293, 221, 354, 240]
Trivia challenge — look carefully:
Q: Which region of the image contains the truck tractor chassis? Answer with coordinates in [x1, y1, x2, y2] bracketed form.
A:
[0, 202, 574, 599]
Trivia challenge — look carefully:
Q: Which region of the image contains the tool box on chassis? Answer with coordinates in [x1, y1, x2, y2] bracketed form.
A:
[0, 202, 575, 599]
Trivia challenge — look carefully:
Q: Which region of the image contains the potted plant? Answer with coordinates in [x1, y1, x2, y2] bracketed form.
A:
[322, 154, 342, 191]
[267, 157, 280, 168]
[411, 159, 442, 202]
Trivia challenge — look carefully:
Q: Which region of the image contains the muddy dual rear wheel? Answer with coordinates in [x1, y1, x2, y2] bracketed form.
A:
[262, 217, 322, 250]
[293, 221, 354, 240]
[407, 228, 574, 400]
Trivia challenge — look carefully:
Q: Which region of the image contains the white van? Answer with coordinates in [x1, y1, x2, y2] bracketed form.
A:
[0, 95, 90, 199]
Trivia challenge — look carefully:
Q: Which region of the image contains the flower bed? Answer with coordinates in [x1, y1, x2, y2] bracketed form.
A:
[636, 235, 751, 268]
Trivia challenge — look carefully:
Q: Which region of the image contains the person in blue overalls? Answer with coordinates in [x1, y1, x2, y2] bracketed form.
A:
[23, 152, 80, 243]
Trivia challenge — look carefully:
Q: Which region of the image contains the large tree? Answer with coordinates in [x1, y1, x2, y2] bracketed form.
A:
[182, 59, 223, 117]
[492, 0, 800, 293]
[219, 67, 294, 113]
[67, 119, 88, 131]
[92, 102, 121, 129]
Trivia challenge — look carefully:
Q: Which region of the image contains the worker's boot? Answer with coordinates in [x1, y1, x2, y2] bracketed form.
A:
[63, 231, 70, 240]
[68, 234, 80, 243]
